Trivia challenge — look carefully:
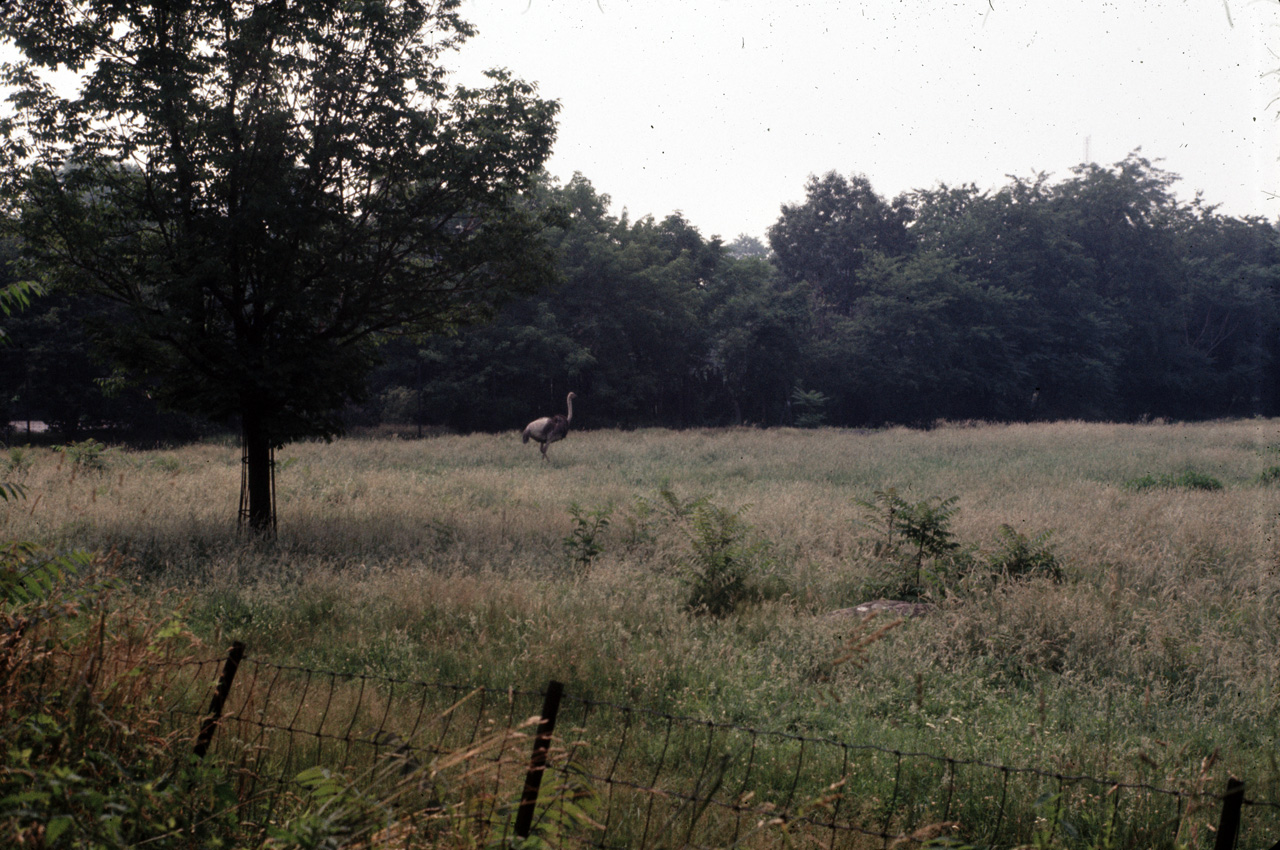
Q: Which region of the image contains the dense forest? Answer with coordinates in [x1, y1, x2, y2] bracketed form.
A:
[5, 151, 1279, 438]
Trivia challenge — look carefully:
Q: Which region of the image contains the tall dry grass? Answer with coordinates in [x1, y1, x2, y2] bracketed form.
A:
[6, 420, 1280, 805]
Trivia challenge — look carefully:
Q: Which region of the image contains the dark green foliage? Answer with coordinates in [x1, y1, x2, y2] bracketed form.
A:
[7, 67, 1280, 441]
[618, 482, 705, 553]
[854, 491, 1065, 598]
[0, 286, 198, 441]
[0, 278, 40, 333]
[261, 766, 391, 849]
[0, 540, 97, 608]
[1, 0, 560, 526]
[1, 540, 240, 849]
[655, 481, 710, 520]
[681, 501, 771, 617]
[52, 437, 109, 472]
[365, 174, 808, 431]
[1123, 471, 1225, 492]
[3, 712, 239, 849]
[358, 150, 1280, 433]
[789, 385, 830, 428]
[1257, 466, 1280, 486]
[804, 252, 1031, 424]
[984, 524, 1063, 582]
[563, 501, 612, 572]
[634, 488, 786, 618]
[855, 489, 961, 600]
[0, 281, 35, 504]
[768, 171, 913, 313]
[486, 763, 602, 850]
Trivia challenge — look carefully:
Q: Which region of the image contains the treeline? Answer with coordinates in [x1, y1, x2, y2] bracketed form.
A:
[6, 152, 1280, 436]
[362, 151, 1280, 431]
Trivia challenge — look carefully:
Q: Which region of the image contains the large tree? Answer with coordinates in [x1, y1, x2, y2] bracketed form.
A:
[0, 0, 559, 530]
[767, 171, 912, 314]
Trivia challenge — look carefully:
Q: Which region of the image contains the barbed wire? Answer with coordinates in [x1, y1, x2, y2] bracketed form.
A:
[144, 648, 1280, 849]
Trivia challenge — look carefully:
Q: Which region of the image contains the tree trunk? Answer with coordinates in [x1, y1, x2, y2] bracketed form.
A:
[240, 405, 276, 534]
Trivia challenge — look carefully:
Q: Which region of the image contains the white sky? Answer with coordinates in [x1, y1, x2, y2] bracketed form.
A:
[451, 0, 1280, 241]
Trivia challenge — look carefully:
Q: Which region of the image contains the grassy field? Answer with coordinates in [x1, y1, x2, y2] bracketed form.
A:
[7, 419, 1280, 844]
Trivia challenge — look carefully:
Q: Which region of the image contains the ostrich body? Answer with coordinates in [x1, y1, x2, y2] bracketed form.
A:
[522, 392, 576, 461]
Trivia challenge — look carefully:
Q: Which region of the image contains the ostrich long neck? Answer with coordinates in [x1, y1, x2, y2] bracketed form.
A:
[565, 394, 574, 424]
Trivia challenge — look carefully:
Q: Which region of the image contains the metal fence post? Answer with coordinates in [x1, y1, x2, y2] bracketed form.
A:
[194, 641, 246, 759]
[1214, 776, 1244, 850]
[514, 679, 564, 839]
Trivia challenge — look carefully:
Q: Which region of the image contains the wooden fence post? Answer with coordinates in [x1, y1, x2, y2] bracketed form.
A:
[1214, 776, 1244, 850]
[193, 641, 246, 759]
[514, 679, 564, 839]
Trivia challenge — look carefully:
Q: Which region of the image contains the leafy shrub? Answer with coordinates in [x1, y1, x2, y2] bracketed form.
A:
[854, 488, 962, 600]
[378, 385, 420, 424]
[680, 500, 777, 617]
[0, 540, 98, 608]
[790, 385, 830, 428]
[52, 438, 111, 473]
[619, 481, 707, 553]
[152, 455, 183, 473]
[1256, 465, 1280, 486]
[984, 524, 1063, 582]
[655, 481, 709, 519]
[5, 446, 31, 477]
[1123, 470, 1223, 492]
[564, 501, 612, 572]
[1, 542, 243, 849]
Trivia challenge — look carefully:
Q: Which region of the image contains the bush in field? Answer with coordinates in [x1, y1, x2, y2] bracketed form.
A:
[855, 488, 963, 600]
[564, 501, 613, 572]
[656, 491, 785, 618]
[5, 446, 32, 478]
[854, 490, 1062, 598]
[619, 481, 708, 554]
[52, 438, 111, 473]
[983, 524, 1063, 583]
[1123, 470, 1223, 492]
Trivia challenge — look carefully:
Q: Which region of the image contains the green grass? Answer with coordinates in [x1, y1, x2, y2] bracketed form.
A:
[7, 419, 1280, 845]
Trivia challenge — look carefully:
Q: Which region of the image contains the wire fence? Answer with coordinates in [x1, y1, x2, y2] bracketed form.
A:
[156, 642, 1280, 849]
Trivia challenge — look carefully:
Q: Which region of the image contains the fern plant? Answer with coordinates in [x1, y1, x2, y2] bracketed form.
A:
[855, 488, 961, 600]
[0, 540, 98, 608]
[790, 385, 830, 428]
[680, 501, 773, 617]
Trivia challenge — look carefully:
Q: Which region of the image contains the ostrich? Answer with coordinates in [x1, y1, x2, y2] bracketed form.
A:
[522, 392, 576, 461]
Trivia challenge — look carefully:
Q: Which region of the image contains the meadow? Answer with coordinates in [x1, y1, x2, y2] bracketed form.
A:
[7, 418, 1280, 846]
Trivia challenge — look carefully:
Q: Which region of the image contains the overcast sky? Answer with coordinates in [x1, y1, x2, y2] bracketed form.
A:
[450, 0, 1279, 241]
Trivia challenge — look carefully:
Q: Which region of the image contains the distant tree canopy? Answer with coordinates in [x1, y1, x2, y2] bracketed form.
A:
[0, 0, 559, 527]
[353, 155, 1279, 432]
[6, 152, 1279, 440]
